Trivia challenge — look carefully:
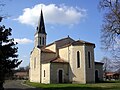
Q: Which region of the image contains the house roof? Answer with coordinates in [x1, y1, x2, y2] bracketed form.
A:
[105, 72, 120, 76]
[14, 72, 28, 76]
[42, 57, 68, 64]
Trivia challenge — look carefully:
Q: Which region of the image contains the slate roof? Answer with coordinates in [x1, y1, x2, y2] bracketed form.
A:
[36, 9, 47, 35]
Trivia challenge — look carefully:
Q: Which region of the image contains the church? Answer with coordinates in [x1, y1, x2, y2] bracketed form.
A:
[29, 10, 103, 84]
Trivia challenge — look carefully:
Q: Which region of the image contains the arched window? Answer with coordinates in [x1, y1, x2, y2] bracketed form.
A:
[88, 51, 91, 68]
[42, 37, 44, 45]
[77, 51, 80, 68]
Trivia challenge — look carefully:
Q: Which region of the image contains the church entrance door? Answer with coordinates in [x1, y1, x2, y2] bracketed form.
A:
[58, 70, 63, 83]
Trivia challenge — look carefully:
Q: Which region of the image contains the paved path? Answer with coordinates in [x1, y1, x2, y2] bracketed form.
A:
[3, 80, 41, 90]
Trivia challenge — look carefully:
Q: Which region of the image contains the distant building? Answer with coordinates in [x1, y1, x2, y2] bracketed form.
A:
[104, 72, 120, 80]
[29, 10, 103, 84]
[14, 71, 29, 80]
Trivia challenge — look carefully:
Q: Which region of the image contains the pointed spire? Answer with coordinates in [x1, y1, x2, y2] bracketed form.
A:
[36, 9, 47, 35]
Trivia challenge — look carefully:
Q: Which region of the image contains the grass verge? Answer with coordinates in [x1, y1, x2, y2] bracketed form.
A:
[25, 80, 120, 90]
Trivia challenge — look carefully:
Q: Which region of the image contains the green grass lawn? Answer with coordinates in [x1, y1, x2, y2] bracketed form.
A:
[25, 80, 120, 90]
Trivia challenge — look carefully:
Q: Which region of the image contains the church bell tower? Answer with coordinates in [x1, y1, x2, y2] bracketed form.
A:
[34, 9, 47, 48]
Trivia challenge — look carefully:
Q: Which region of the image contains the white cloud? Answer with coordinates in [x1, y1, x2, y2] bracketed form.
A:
[15, 4, 87, 26]
[14, 38, 33, 44]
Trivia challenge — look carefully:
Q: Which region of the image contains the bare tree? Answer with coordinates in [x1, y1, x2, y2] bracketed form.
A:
[99, 0, 120, 66]
[101, 56, 114, 80]
[112, 59, 120, 71]
[101, 56, 114, 72]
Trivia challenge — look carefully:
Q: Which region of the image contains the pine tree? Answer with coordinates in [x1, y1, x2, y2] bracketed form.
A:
[0, 18, 22, 90]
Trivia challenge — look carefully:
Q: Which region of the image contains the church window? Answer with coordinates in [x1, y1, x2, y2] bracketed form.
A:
[34, 57, 36, 69]
[44, 70, 45, 77]
[77, 51, 80, 68]
[42, 37, 44, 45]
[88, 51, 91, 68]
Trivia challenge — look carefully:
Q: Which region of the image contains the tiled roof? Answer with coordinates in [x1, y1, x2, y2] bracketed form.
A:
[58, 43, 71, 48]
[42, 57, 68, 64]
[46, 36, 74, 47]
[50, 57, 68, 63]
[58, 40, 95, 49]
[72, 40, 95, 46]
[45, 36, 95, 49]
[41, 49, 56, 53]
[105, 72, 120, 76]
[30, 47, 55, 54]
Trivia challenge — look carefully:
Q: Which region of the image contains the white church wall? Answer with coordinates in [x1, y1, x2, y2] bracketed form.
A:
[30, 47, 41, 83]
[59, 47, 69, 62]
[41, 63, 50, 84]
[85, 45, 95, 83]
[69, 45, 86, 83]
[46, 43, 56, 52]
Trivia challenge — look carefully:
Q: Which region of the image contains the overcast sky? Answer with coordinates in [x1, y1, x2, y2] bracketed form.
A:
[1, 0, 107, 67]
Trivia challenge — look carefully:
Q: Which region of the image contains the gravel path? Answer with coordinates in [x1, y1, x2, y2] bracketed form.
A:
[3, 80, 41, 90]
